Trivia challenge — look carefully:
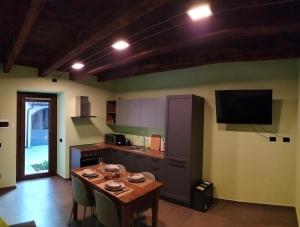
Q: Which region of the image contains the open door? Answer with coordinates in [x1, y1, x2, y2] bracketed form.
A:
[17, 92, 57, 180]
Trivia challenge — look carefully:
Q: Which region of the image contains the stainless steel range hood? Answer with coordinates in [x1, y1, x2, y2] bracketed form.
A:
[74, 96, 95, 118]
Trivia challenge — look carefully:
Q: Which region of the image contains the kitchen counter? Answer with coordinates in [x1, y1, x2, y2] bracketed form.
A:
[70, 142, 164, 159]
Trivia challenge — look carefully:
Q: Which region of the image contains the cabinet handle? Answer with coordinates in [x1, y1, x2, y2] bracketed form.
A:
[169, 162, 186, 168]
[168, 158, 187, 164]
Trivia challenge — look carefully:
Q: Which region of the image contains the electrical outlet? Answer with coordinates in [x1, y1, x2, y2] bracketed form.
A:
[283, 137, 290, 143]
[269, 137, 276, 142]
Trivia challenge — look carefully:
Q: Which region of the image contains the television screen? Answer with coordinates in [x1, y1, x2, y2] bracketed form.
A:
[215, 89, 272, 124]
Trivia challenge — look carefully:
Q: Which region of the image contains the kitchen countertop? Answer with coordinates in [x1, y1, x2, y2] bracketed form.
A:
[70, 142, 164, 159]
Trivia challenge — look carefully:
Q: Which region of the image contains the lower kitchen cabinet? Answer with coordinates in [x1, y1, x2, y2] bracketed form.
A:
[148, 157, 166, 194]
[165, 159, 189, 204]
[106, 149, 166, 196]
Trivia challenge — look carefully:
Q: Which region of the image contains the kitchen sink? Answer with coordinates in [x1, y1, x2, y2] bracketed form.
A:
[127, 145, 146, 151]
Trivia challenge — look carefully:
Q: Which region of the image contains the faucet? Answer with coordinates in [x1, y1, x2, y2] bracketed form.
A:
[140, 135, 146, 148]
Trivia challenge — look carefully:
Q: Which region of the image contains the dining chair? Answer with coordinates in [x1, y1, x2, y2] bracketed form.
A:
[117, 164, 126, 171]
[94, 190, 120, 227]
[135, 172, 156, 226]
[141, 172, 155, 181]
[69, 175, 95, 226]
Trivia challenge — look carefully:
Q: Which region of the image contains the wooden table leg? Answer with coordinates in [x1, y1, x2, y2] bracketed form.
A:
[120, 204, 132, 227]
[151, 190, 160, 227]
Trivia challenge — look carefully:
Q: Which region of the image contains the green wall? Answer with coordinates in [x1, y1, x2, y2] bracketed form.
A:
[101, 59, 299, 206]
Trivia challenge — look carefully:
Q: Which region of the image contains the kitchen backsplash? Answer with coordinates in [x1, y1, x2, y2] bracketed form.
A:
[108, 125, 165, 149]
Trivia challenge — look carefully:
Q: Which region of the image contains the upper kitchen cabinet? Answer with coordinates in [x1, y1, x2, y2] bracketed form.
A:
[113, 98, 165, 129]
[116, 99, 140, 126]
[140, 98, 165, 128]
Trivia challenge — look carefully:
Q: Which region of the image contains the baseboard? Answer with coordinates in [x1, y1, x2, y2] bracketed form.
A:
[215, 198, 295, 209]
[55, 174, 70, 181]
[0, 185, 17, 193]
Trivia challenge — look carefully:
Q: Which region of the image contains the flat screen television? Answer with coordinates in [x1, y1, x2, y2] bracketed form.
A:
[215, 89, 272, 124]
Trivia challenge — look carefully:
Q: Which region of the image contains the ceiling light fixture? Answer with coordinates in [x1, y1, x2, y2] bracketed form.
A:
[112, 40, 130, 50]
[187, 4, 212, 21]
[71, 62, 84, 70]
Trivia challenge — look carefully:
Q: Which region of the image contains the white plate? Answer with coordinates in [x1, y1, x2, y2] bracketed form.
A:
[105, 180, 124, 191]
[127, 173, 145, 181]
[104, 164, 120, 172]
[127, 178, 145, 183]
[82, 168, 97, 176]
[83, 172, 98, 177]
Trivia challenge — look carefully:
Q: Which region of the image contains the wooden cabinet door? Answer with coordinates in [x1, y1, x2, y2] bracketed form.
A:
[166, 96, 191, 159]
[140, 98, 166, 128]
[165, 159, 190, 204]
[116, 100, 140, 126]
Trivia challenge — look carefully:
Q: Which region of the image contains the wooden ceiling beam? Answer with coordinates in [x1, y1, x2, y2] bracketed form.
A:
[97, 42, 300, 82]
[39, 0, 173, 77]
[71, 24, 300, 80]
[3, 0, 46, 73]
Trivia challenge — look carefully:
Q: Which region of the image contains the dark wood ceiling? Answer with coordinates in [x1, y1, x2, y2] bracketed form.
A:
[0, 0, 300, 81]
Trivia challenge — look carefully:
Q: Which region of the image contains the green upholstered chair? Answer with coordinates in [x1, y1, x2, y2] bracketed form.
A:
[69, 175, 95, 225]
[94, 190, 120, 227]
[135, 172, 156, 226]
[141, 172, 155, 181]
[116, 164, 126, 172]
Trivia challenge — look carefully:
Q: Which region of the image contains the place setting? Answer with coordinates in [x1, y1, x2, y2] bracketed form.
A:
[80, 168, 103, 181]
[98, 180, 132, 196]
[103, 164, 120, 173]
[127, 173, 145, 183]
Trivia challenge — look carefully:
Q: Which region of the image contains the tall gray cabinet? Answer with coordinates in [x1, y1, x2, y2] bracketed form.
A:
[164, 95, 204, 206]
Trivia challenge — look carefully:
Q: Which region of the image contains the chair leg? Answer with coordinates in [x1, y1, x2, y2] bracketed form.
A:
[84, 206, 87, 219]
[90, 206, 94, 216]
[68, 204, 74, 225]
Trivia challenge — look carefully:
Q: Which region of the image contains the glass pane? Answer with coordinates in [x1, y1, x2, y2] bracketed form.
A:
[24, 101, 49, 175]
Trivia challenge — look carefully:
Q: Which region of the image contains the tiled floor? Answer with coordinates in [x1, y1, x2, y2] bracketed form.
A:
[0, 177, 298, 227]
[25, 145, 48, 175]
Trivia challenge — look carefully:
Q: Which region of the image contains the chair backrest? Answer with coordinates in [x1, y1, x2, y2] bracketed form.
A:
[71, 175, 92, 206]
[117, 164, 126, 171]
[94, 190, 120, 227]
[141, 171, 155, 181]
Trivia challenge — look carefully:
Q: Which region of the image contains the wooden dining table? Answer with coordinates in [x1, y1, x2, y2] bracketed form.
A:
[70, 165, 163, 227]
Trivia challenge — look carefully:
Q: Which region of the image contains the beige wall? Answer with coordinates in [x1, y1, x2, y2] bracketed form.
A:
[108, 59, 298, 206]
[296, 59, 300, 223]
[0, 65, 113, 187]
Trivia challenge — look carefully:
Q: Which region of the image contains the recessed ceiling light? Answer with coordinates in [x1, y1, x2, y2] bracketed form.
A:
[112, 40, 130, 50]
[71, 62, 84, 70]
[187, 4, 212, 21]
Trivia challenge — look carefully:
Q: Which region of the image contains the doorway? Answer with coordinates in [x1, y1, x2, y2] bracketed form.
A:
[17, 92, 57, 180]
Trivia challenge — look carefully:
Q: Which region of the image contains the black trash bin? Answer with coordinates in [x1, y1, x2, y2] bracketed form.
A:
[191, 181, 213, 212]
